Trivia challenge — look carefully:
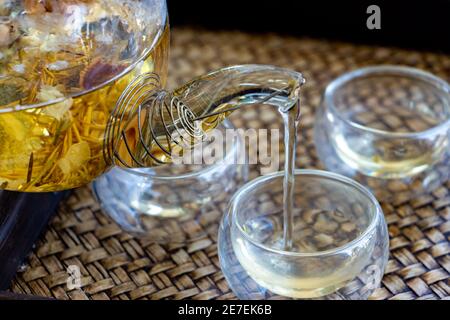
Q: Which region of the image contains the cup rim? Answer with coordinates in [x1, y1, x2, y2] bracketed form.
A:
[324, 65, 450, 139]
[229, 169, 382, 257]
[118, 119, 242, 180]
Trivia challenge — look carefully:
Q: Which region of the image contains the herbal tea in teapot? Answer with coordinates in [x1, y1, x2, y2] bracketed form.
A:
[0, 0, 168, 191]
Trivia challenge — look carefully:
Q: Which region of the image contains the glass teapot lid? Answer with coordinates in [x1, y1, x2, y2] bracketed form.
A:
[0, 0, 167, 111]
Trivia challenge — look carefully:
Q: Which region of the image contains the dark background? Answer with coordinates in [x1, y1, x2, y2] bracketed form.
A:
[168, 0, 449, 54]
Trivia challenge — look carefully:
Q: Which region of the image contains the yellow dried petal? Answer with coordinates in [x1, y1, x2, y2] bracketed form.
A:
[57, 141, 91, 175]
[57, 158, 72, 175]
[37, 84, 64, 101]
[42, 99, 73, 121]
[37, 85, 73, 120]
[0, 113, 27, 141]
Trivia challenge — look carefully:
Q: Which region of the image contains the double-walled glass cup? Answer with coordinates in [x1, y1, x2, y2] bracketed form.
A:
[218, 170, 389, 300]
[314, 66, 450, 201]
[94, 120, 248, 243]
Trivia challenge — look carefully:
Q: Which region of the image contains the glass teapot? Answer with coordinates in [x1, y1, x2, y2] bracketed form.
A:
[0, 0, 303, 192]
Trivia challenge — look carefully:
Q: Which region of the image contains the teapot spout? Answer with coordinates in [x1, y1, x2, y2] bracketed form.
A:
[107, 64, 305, 168]
[174, 64, 305, 118]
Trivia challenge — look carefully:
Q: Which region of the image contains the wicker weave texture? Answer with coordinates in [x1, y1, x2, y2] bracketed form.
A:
[9, 27, 450, 300]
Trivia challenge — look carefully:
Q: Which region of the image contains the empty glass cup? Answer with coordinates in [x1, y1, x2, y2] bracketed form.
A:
[218, 169, 389, 300]
[314, 66, 450, 201]
[93, 119, 248, 243]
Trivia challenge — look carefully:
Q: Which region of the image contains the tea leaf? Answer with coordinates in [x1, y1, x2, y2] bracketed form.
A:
[26, 152, 34, 183]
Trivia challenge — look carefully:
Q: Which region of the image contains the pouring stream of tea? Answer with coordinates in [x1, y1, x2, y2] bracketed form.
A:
[280, 103, 299, 250]
[193, 87, 300, 250]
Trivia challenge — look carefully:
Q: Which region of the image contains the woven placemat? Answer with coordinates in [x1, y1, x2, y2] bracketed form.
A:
[9, 27, 450, 300]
